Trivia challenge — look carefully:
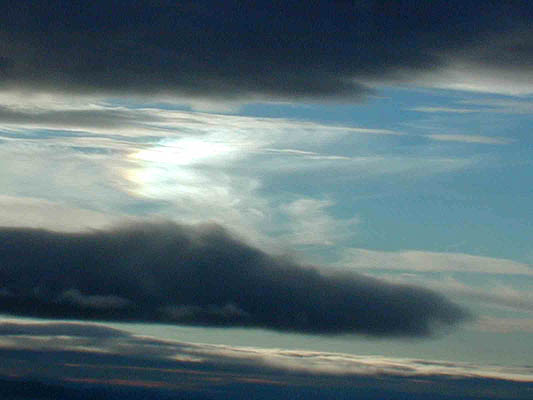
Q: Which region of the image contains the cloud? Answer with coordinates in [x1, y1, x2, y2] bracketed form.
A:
[459, 99, 533, 115]
[368, 273, 533, 314]
[337, 249, 533, 314]
[0, 102, 471, 253]
[0, 96, 397, 140]
[0, 1, 531, 100]
[411, 99, 533, 115]
[263, 148, 352, 161]
[442, 282, 533, 314]
[0, 320, 531, 399]
[410, 107, 481, 114]
[0, 195, 121, 232]
[339, 248, 533, 275]
[413, 63, 533, 96]
[0, 222, 469, 337]
[1, 319, 528, 381]
[473, 317, 533, 334]
[279, 198, 358, 246]
[425, 134, 512, 145]
[0, 105, 162, 134]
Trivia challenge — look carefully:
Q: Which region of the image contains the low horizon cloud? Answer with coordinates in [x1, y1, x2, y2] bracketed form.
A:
[0, 221, 470, 337]
[0, 320, 530, 399]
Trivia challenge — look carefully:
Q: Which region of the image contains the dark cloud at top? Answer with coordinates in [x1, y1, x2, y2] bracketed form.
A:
[0, 1, 531, 100]
[0, 222, 469, 337]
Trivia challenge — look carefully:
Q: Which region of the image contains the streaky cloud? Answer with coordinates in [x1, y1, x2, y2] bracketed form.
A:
[0, 222, 470, 337]
[410, 106, 481, 114]
[340, 248, 533, 275]
[426, 134, 512, 145]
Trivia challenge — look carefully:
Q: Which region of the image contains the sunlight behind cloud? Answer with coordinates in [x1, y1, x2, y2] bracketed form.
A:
[125, 136, 249, 204]
[131, 137, 237, 167]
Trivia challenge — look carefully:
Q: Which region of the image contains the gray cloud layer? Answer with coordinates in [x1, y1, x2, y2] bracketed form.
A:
[0, 222, 469, 337]
[1, 1, 531, 100]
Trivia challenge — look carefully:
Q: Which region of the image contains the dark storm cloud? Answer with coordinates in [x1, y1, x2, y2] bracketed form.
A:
[0, 1, 531, 100]
[0, 222, 469, 336]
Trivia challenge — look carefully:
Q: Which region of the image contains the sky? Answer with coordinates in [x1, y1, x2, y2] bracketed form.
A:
[0, 1, 532, 399]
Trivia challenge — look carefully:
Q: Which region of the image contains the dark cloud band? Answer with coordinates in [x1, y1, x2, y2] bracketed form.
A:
[0, 1, 531, 100]
[0, 320, 530, 399]
[0, 222, 469, 336]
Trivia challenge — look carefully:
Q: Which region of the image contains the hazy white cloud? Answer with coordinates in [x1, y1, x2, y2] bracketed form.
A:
[411, 99, 533, 116]
[444, 283, 533, 314]
[0, 90, 105, 112]
[425, 134, 512, 145]
[473, 317, 533, 334]
[416, 64, 533, 96]
[362, 272, 533, 314]
[0, 98, 477, 250]
[0, 142, 136, 215]
[0, 93, 398, 140]
[0, 104, 372, 245]
[279, 198, 358, 246]
[340, 249, 533, 276]
[186, 343, 533, 382]
[459, 98, 533, 115]
[263, 148, 351, 160]
[435, 277, 532, 314]
[410, 106, 481, 114]
[0, 195, 120, 231]
[337, 248, 533, 314]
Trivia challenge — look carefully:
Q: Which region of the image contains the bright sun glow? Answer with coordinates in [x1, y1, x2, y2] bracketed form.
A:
[131, 138, 235, 166]
[126, 137, 239, 200]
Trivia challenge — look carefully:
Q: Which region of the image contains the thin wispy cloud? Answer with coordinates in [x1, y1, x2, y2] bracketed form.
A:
[0, 101, 473, 250]
[263, 148, 352, 161]
[411, 100, 533, 116]
[459, 99, 533, 115]
[415, 64, 533, 96]
[369, 273, 533, 314]
[426, 134, 512, 145]
[340, 248, 533, 276]
[410, 107, 481, 114]
[473, 317, 533, 334]
[279, 199, 358, 247]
